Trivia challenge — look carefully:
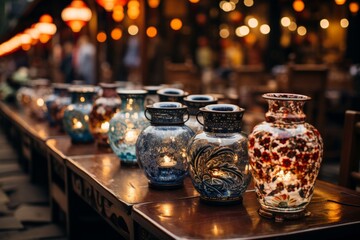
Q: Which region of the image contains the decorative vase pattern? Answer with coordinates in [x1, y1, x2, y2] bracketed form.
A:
[89, 83, 121, 147]
[45, 83, 71, 128]
[183, 94, 217, 134]
[136, 102, 195, 188]
[63, 85, 96, 143]
[30, 78, 51, 120]
[108, 90, 148, 165]
[157, 88, 188, 103]
[248, 93, 323, 220]
[187, 104, 251, 204]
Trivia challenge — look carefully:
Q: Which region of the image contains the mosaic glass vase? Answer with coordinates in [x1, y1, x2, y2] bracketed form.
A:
[136, 102, 195, 189]
[187, 104, 251, 204]
[89, 83, 121, 147]
[63, 85, 96, 143]
[248, 93, 323, 221]
[183, 94, 217, 134]
[108, 90, 148, 165]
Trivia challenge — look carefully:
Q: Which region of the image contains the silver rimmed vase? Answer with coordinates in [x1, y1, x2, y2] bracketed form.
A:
[187, 104, 251, 204]
[136, 102, 195, 189]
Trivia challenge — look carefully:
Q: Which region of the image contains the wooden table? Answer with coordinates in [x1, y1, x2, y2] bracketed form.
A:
[132, 180, 360, 239]
[66, 154, 199, 239]
[46, 137, 114, 236]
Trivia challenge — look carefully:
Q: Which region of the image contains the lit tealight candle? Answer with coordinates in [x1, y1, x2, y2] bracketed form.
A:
[100, 121, 109, 133]
[124, 129, 138, 144]
[72, 118, 83, 129]
[160, 155, 177, 168]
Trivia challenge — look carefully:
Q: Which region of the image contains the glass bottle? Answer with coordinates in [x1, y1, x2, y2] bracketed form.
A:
[183, 94, 217, 134]
[187, 104, 251, 204]
[89, 83, 121, 147]
[108, 90, 148, 165]
[45, 83, 71, 127]
[63, 85, 96, 143]
[136, 102, 195, 189]
[248, 93, 323, 221]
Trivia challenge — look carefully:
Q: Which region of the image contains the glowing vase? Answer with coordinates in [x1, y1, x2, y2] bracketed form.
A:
[248, 93, 323, 221]
[136, 102, 194, 189]
[108, 90, 148, 165]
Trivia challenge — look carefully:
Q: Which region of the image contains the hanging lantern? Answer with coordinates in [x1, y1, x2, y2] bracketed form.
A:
[96, 0, 128, 12]
[61, 0, 92, 33]
[35, 14, 57, 43]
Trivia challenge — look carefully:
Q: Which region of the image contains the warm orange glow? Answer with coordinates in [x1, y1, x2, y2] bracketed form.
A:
[96, 0, 128, 12]
[334, 0, 346, 5]
[127, 6, 140, 19]
[39, 34, 51, 43]
[111, 28, 123, 40]
[39, 14, 53, 23]
[35, 22, 57, 35]
[112, 5, 124, 22]
[146, 26, 157, 38]
[61, 0, 92, 33]
[189, 0, 200, 3]
[349, 2, 359, 13]
[170, 18, 183, 31]
[148, 0, 160, 8]
[293, 0, 305, 12]
[97, 32, 107, 42]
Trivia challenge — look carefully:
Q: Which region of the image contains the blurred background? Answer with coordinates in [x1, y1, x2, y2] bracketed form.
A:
[1, 0, 360, 184]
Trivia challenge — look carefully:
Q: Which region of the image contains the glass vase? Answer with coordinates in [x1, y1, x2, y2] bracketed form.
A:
[183, 94, 217, 134]
[248, 93, 323, 221]
[108, 90, 148, 165]
[187, 104, 251, 204]
[63, 85, 96, 143]
[45, 83, 71, 127]
[136, 102, 195, 189]
[89, 83, 121, 147]
[30, 78, 51, 120]
[157, 88, 188, 103]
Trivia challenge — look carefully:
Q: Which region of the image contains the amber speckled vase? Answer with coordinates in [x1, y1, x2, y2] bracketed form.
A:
[248, 93, 323, 221]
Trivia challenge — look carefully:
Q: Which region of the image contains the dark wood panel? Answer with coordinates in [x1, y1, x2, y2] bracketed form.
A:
[132, 180, 360, 239]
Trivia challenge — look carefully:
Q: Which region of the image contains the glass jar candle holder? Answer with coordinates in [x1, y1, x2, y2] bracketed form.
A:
[136, 102, 195, 189]
[63, 85, 96, 143]
[157, 88, 188, 103]
[183, 94, 218, 134]
[248, 93, 323, 221]
[187, 104, 251, 204]
[45, 83, 71, 127]
[30, 78, 51, 120]
[108, 90, 148, 165]
[89, 83, 121, 147]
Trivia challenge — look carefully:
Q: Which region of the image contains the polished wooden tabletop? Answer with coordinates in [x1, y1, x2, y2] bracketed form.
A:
[66, 154, 199, 210]
[132, 180, 360, 239]
[46, 136, 113, 159]
[0, 101, 65, 141]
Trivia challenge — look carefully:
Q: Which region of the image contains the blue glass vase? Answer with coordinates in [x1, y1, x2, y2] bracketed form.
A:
[136, 102, 195, 189]
[45, 83, 71, 127]
[187, 104, 251, 204]
[63, 85, 96, 143]
[108, 90, 148, 165]
[183, 94, 218, 134]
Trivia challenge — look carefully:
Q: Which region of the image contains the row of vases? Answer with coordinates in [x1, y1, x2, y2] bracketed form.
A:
[59, 83, 323, 220]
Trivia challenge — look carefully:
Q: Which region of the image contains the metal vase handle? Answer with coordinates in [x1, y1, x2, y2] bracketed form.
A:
[196, 111, 204, 126]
